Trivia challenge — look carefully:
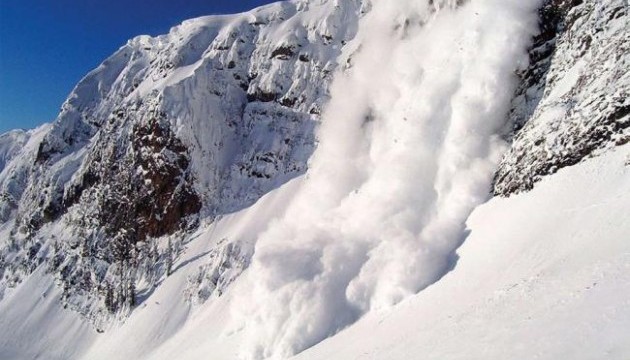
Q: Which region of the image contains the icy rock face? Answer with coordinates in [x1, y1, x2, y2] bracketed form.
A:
[183, 239, 249, 305]
[14, 0, 364, 232]
[0, 130, 30, 172]
[0, 0, 364, 319]
[495, 0, 630, 195]
[0, 130, 32, 221]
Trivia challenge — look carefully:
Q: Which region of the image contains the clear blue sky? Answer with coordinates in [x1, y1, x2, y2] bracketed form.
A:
[0, 0, 276, 134]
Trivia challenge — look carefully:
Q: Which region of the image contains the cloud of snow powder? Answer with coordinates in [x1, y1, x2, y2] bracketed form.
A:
[234, 0, 541, 358]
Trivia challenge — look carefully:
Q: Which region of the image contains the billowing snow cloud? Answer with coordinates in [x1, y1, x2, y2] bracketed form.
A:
[234, 0, 541, 358]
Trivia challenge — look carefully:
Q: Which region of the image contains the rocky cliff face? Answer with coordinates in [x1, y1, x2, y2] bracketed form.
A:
[495, 0, 629, 195]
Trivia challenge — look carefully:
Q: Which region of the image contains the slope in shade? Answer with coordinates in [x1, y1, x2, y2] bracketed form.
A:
[233, 0, 542, 358]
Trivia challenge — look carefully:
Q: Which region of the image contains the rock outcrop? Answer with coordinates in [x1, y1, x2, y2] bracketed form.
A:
[495, 0, 629, 196]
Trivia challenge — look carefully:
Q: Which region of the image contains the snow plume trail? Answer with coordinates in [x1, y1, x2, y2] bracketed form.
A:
[235, 0, 541, 358]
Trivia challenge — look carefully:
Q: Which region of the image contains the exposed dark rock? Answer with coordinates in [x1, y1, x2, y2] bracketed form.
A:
[87, 114, 202, 242]
[280, 97, 298, 108]
[247, 89, 278, 102]
[494, 0, 629, 196]
[270, 45, 296, 60]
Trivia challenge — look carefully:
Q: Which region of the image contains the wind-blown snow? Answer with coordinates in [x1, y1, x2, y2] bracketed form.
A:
[235, 0, 541, 358]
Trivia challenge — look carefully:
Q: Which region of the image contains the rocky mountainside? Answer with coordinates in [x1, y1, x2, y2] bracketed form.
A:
[0, 0, 366, 323]
[0, 0, 628, 358]
[495, 0, 629, 195]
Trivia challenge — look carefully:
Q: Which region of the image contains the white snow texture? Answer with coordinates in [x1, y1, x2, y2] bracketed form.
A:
[235, 0, 541, 358]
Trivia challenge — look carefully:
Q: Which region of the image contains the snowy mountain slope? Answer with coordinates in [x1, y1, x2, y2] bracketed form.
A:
[2, 126, 628, 360]
[0, 0, 366, 323]
[0, 265, 95, 360]
[0, 177, 302, 360]
[14, 0, 365, 229]
[0, 0, 629, 359]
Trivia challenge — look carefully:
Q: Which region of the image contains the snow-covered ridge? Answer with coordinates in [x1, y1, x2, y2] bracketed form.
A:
[14, 0, 366, 227]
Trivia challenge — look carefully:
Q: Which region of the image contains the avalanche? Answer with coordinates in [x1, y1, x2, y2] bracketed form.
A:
[234, 0, 542, 358]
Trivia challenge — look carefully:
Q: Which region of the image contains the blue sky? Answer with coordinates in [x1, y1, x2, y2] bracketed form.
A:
[0, 0, 276, 134]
